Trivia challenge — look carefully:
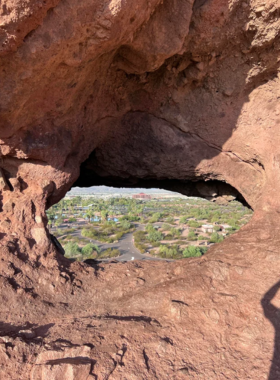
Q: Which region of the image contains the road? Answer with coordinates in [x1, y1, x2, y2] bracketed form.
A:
[53, 223, 173, 262]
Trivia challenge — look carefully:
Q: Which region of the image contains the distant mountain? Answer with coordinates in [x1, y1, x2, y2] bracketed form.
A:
[67, 186, 178, 196]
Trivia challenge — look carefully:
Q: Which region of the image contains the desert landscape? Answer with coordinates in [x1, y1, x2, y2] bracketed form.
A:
[48, 192, 252, 260]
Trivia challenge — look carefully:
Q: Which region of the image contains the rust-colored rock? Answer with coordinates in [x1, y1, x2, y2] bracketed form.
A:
[1, 0, 280, 378]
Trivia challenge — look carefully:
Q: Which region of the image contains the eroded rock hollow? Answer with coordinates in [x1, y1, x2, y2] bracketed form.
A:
[1, 0, 280, 378]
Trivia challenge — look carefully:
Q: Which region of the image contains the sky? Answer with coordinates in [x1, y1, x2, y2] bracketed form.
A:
[67, 186, 177, 195]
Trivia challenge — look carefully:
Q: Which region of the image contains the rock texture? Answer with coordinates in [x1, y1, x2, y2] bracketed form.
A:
[0, 0, 280, 378]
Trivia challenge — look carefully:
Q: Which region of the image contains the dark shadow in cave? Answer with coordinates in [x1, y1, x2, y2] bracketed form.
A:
[262, 280, 280, 380]
[74, 164, 251, 209]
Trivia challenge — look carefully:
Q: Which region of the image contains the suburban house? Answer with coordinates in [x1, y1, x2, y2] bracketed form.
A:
[220, 224, 231, 232]
[201, 224, 214, 233]
[132, 192, 152, 200]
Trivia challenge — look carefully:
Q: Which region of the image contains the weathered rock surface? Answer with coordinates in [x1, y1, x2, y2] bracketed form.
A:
[0, 0, 280, 378]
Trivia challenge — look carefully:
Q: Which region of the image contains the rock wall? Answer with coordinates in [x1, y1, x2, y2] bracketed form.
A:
[0, 0, 280, 378]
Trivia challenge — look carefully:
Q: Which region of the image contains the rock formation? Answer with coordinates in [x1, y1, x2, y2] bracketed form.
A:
[0, 0, 280, 378]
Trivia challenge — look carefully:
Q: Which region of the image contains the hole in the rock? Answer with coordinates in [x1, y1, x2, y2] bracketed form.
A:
[46, 184, 253, 263]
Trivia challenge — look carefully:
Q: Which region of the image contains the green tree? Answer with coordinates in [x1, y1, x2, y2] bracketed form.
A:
[81, 228, 98, 239]
[149, 212, 161, 223]
[198, 235, 209, 240]
[86, 212, 92, 222]
[72, 196, 82, 205]
[183, 246, 202, 258]
[101, 210, 108, 222]
[166, 216, 174, 224]
[162, 223, 171, 231]
[64, 242, 81, 257]
[47, 212, 55, 228]
[146, 224, 155, 233]
[136, 205, 144, 216]
[81, 243, 100, 256]
[228, 218, 239, 227]
[179, 216, 188, 224]
[188, 220, 201, 228]
[159, 244, 181, 258]
[187, 230, 197, 241]
[147, 230, 163, 242]
[133, 230, 147, 243]
[210, 232, 224, 243]
[170, 227, 181, 238]
[120, 220, 131, 230]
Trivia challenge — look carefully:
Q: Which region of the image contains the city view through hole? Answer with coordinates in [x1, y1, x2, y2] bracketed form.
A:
[47, 186, 253, 262]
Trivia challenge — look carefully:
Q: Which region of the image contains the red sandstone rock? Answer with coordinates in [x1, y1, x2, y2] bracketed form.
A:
[0, 0, 280, 378]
